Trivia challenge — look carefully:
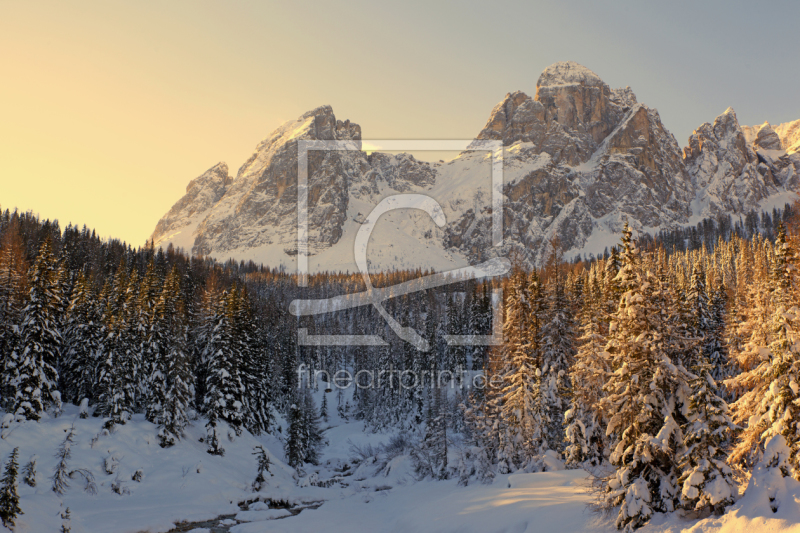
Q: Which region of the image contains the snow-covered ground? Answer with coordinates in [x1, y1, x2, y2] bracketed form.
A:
[1, 391, 798, 533]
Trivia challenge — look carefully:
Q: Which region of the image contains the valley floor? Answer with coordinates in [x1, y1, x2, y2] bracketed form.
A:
[1, 401, 798, 533]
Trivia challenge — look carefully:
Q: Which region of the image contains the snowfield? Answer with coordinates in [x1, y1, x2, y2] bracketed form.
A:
[1, 396, 798, 533]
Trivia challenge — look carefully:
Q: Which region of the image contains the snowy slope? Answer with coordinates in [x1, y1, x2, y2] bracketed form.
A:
[150, 63, 800, 271]
[2, 395, 799, 533]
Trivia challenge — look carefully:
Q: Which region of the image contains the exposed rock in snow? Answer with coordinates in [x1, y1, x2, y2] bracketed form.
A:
[150, 63, 799, 271]
[773, 119, 800, 154]
[683, 108, 779, 217]
[744, 119, 800, 154]
[476, 61, 637, 166]
[151, 162, 232, 251]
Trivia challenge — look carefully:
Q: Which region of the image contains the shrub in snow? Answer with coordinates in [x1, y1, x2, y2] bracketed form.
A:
[52, 427, 75, 494]
[68, 469, 97, 495]
[252, 445, 272, 492]
[542, 449, 565, 472]
[111, 478, 130, 495]
[78, 398, 89, 419]
[22, 455, 36, 487]
[103, 454, 120, 475]
[60, 507, 71, 533]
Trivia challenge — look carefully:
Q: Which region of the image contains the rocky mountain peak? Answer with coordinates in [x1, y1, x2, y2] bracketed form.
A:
[477, 62, 638, 165]
[188, 162, 231, 192]
[535, 61, 604, 88]
[150, 161, 233, 250]
[773, 119, 800, 154]
[743, 119, 800, 155]
[753, 123, 783, 151]
[682, 107, 800, 217]
[151, 72, 799, 272]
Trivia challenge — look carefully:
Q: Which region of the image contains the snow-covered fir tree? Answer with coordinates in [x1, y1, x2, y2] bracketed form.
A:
[565, 267, 609, 468]
[13, 237, 62, 421]
[202, 288, 246, 454]
[599, 223, 692, 531]
[678, 359, 737, 516]
[0, 448, 22, 528]
[156, 267, 193, 447]
[540, 240, 575, 454]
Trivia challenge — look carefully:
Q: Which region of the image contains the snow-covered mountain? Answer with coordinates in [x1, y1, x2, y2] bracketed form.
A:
[150, 61, 800, 271]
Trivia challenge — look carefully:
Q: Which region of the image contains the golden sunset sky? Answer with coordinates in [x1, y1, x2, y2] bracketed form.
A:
[2, 1, 798, 245]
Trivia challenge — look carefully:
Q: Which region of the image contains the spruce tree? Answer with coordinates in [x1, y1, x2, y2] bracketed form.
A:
[203, 290, 245, 454]
[0, 448, 22, 528]
[540, 243, 575, 455]
[21, 456, 36, 488]
[61, 272, 100, 406]
[156, 267, 193, 447]
[14, 237, 62, 421]
[496, 271, 545, 470]
[60, 507, 71, 533]
[678, 361, 737, 516]
[320, 391, 328, 423]
[0, 221, 27, 411]
[252, 445, 272, 492]
[301, 388, 323, 465]
[235, 287, 273, 436]
[599, 224, 691, 531]
[415, 381, 449, 479]
[565, 270, 609, 468]
[285, 401, 305, 468]
[730, 226, 800, 475]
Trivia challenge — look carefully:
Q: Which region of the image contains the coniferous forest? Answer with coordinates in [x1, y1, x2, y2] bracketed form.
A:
[1, 203, 800, 531]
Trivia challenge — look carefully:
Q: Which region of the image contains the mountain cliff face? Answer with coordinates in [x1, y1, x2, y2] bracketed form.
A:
[150, 61, 799, 271]
[743, 119, 800, 154]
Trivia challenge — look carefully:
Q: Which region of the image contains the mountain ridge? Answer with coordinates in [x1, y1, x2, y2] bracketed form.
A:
[150, 61, 800, 271]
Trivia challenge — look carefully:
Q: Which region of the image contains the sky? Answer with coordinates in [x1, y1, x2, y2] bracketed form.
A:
[1, 0, 799, 246]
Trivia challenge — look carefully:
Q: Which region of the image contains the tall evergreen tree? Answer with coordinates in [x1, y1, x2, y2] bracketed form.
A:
[0, 448, 22, 528]
[285, 400, 304, 469]
[61, 272, 100, 405]
[540, 242, 575, 454]
[565, 270, 609, 468]
[203, 290, 245, 453]
[13, 237, 62, 421]
[678, 360, 737, 516]
[156, 267, 193, 447]
[599, 224, 691, 531]
[0, 220, 28, 410]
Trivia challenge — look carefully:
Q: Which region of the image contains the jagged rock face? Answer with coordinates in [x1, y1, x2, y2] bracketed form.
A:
[359, 153, 435, 195]
[151, 62, 798, 271]
[190, 106, 368, 257]
[151, 162, 232, 250]
[455, 61, 691, 264]
[744, 119, 800, 154]
[774, 119, 800, 154]
[685, 108, 799, 217]
[754, 124, 783, 151]
[591, 105, 691, 222]
[151, 105, 434, 263]
[476, 61, 636, 166]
